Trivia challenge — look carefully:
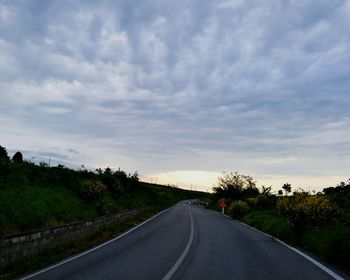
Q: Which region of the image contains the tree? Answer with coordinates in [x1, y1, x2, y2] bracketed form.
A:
[101, 167, 123, 195]
[282, 183, 292, 196]
[278, 190, 283, 196]
[114, 168, 127, 182]
[131, 171, 139, 182]
[0, 145, 9, 161]
[95, 168, 103, 175]
[128, 171, 140, 189]
[12, 151, 23, 162]
[82, 179, 107, 201]
[261, 185, 272, 195]
[228, 200, 249, 219]
[104, 167, 112, 175]
[213, 172, 259, 200]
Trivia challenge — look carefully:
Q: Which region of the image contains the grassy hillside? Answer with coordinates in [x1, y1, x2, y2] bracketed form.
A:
[210, 172, 350, 273]
[0, 152, 207, 236]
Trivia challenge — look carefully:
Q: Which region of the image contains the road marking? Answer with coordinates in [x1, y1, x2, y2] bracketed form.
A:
[20, 205, 176, 280]
[236, 221, 344, 280]
[161, 205, 194, 280]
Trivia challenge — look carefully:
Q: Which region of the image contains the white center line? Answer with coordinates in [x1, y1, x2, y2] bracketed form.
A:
[20, 206, 175, 280]
[162, 204, 194, 280]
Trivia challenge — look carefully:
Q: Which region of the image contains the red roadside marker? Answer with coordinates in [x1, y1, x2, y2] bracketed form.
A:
[219, 201, 228, 214]
[219, 201, 228, 208]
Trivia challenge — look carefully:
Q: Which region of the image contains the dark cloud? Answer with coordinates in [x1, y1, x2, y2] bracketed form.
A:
[1, 0, 350, 188]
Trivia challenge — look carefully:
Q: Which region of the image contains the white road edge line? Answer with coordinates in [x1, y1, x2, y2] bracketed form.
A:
[20, 205, 176, 280]
[162, 204, 194, 280]
[236, 220, 344, 280]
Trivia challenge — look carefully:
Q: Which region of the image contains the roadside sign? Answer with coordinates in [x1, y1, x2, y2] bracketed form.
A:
[219, 201, 227, 208]
[219, 201, 228, 214]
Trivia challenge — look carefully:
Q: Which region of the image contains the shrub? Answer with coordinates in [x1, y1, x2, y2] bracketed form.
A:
[127, 171, 140, 190]
[247, 194, 276, 209]
[0, 145, 9, 161]
[12, 151, 23, 162]
[257, 194, 276, 208]
[323, 179, 350, 209]
[81, 180, 107, 201]
[246, 197, 257, 207]
[242, 210, 294, 241]
[277, 193, 339, 229]
[228, 200, 250, 219]
[0, 160, 10, 186]
[102, 174, 124, 196]
[300, 224, 350, 267]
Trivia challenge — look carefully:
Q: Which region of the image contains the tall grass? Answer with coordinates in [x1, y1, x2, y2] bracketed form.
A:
[0, 186, 96, 234]
[241, 209, 294, 241]
[0, 160, 207, 235]
[240, 209, 350, 272]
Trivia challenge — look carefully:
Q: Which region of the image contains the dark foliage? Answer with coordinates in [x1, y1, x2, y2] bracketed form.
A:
[228, 200, 249, 219]
[212, 172, 259, 202]
[0, 145, 9, 161]
[12, 151, 23, 162]
[323, 179, 350, 210]
[211, 171, 350, 273]
[0, 145, 207, 236]
[282, 183, 292, 195]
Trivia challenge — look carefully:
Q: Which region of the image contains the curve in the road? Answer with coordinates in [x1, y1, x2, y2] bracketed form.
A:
[162, 204, 194, 280]
[19, 202, 348, 280]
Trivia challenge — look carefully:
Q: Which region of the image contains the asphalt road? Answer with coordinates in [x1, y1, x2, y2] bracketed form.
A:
[21, 202, 347, 280]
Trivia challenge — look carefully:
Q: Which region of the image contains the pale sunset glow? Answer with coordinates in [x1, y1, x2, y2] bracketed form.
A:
[142, 170, 221, 191]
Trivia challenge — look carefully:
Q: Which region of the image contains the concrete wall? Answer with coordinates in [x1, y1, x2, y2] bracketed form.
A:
[0, 209, 142, 269]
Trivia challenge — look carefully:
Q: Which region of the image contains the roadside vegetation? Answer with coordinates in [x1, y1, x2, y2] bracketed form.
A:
[1, 208, 167, 280]
[0, 145, 206, 236]
[210, 171, 350, 273]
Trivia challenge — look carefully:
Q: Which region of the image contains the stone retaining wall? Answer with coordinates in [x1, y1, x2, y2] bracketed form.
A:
[0, 208, 142, 269]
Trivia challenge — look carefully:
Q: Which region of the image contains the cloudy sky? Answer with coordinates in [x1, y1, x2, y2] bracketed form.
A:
[1, 0, 350, 192]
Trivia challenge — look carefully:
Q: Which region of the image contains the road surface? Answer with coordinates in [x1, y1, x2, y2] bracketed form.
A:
[21, 202, 347, 280]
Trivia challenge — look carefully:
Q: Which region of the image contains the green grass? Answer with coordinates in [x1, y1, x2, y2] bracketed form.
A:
[241, 209, 294, 242]
[0, 173, 207, 278]
[0, 159, 208, 235]
[299, 223, 350, 268]
[0, 148, 208, 276]
[0, 182, 206, 235]
[240, 209, 350, 274]
[0, 186, 96, 234]
[0, 157, 209, 277]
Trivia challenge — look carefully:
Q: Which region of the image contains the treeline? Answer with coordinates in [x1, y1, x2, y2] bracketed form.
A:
[0, 145, 204, 235]
[211, 172, 350, 271]
[0, 145, 140, 202]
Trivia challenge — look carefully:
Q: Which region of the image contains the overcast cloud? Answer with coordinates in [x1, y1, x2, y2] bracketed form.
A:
[1, 0, 350, 191]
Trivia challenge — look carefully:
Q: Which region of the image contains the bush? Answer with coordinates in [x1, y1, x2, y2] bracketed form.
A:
[12, 151, 23, 162]
[247, 194, 276, 209]
[0, 145, 9, 161]
[242, 210, 294, 241]
[0, 160, 10, 186]
[102, 175, 124, 196]
[246, 197, 258, 208]
[81, 180, 107, 201]
[228, 200, 249, 219]
[324, 179, 350, 209]
[277, 193, 339, 229]
[298, 222, 350, 267]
